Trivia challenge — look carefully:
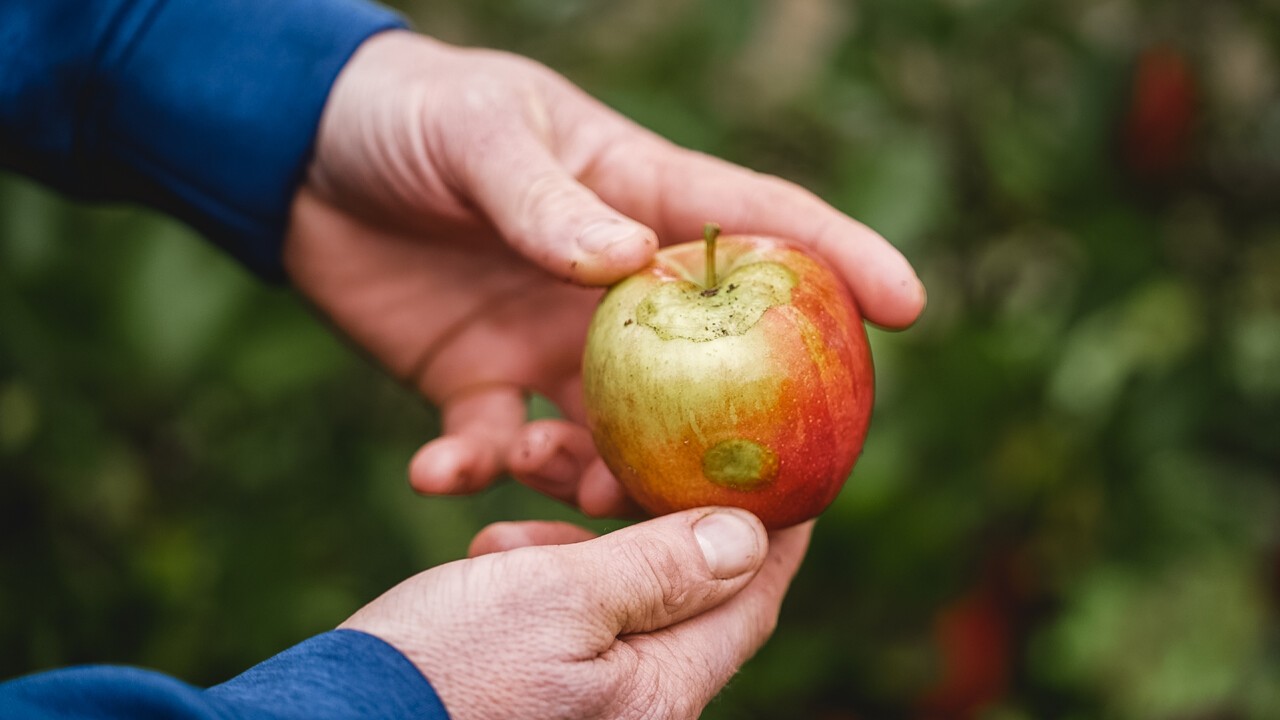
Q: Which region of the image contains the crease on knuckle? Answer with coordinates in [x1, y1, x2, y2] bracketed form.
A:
[531, 661, 611, 717]
[612, 636, 719, 720]
[569, 651, 632, 718]
[511, 171, 600, 267]
[625, 539, 696, 623]
[613, 663, 673, 720]
[516, 170, 576, 227]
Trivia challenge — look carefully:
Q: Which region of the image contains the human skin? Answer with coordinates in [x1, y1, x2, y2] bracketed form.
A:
[283, 30, 922, 716]
[341, 509, 812, 720]
[283, 30, 926, 517]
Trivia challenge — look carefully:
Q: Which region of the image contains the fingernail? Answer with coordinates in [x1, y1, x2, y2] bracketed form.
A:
[694, 511, 761, 578]
[917, 278, 928, 310]
[579, 219, 637, 253]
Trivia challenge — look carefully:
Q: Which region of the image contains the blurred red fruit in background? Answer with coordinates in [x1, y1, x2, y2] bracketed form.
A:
[1122, 45, 1198, 179]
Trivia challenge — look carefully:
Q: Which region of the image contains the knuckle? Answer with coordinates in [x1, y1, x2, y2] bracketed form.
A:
[575, 655, 637, 715]
[545, 661, 614, 714]
[493, 546, 581, 610]
[614, 665, 672, 720]
[624, 538, 698, 618]
[516, 170, 580, 227]
[608, 640, 722, 720]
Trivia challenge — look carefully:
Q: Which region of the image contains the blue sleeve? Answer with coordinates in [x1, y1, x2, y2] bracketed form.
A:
[0, 629, 451, 719]
[0, 0, 408, 279]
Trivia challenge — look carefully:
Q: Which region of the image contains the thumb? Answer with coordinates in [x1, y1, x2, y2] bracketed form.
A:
[563, 507, 769, 636]
[459, 129, 657, 285]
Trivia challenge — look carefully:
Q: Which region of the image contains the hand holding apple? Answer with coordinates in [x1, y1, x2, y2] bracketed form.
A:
[288, 31, 921, 517]
[341, 508, 813, 719]
[584, 225, 874, 529]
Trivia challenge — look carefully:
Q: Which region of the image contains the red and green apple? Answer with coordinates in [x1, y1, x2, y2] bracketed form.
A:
[582, 224, 874, 529]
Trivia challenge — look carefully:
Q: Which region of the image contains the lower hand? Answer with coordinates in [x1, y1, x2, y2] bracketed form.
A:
[340, 508, 812, 719]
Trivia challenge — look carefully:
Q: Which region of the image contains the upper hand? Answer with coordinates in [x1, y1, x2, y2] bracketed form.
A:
[340, 508, 812, 720]
[284, 31, 925, 515]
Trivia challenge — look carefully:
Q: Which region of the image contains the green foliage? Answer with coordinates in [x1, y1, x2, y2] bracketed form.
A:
[3, 0, 1279, 717]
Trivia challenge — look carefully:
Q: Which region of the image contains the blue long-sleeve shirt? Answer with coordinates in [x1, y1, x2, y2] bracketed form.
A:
[1, 0, 450, 716]
[1, 631, 449, 719]
[0, 0, 404, 278]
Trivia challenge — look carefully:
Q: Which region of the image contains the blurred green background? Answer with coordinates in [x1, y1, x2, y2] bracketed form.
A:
[3, 0, 1280, 718]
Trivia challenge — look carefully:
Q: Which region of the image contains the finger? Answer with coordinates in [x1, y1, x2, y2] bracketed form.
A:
[577, 458, 644, 519]
[409, 384, 526, 495]
[616, 521, 814, 715]
[552, 374, 588, 425]
[468, 520, 599, 557]
[593, 142, 926, 329]
[506, 419, 598, 505]
[507, 420, 643, 518]
[564, 507, 769, 637]
[457, 126, 657, 286]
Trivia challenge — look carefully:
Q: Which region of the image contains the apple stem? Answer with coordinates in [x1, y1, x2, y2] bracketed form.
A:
[704, 222, 721, 289]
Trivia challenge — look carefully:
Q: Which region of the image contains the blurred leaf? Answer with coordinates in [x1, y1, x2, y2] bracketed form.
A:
[121, 231, 253, 387]
[1034, 554, 1270, 718]
[1050, 279, 1204, 417]
[834, 126, 952, 253]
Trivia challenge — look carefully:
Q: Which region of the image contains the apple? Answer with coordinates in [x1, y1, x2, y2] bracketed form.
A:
[582, 224, 874, 529]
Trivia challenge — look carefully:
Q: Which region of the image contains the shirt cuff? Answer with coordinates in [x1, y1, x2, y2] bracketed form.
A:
[206, 629, 450, 719]
[0, 630, 448, 720]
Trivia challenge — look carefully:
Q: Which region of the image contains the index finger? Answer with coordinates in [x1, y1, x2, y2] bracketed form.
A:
[590, 140, 926, 329]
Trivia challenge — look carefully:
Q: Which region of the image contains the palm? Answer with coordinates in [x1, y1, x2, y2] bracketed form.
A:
[286, 189, 622, 506]
[289, 193, 597, 411]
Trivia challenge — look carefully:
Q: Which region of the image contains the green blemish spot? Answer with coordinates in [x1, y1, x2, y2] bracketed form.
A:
[637, 262, 795, 342]
[703, 438, 778, 491]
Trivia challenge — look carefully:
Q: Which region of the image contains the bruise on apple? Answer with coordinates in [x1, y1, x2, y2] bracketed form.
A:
[635, 262, 796, 342]
[702, 438, 779, 490]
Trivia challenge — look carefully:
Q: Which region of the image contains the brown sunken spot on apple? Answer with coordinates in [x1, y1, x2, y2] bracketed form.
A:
[702, 438, 778, 491]
[634, 262, 795, 342]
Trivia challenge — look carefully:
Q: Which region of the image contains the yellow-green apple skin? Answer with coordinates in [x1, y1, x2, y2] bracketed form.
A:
[582, 234, 874, 529]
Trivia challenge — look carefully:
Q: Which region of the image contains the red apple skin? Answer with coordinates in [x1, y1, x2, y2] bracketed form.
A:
[582, 234, 874, 529]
